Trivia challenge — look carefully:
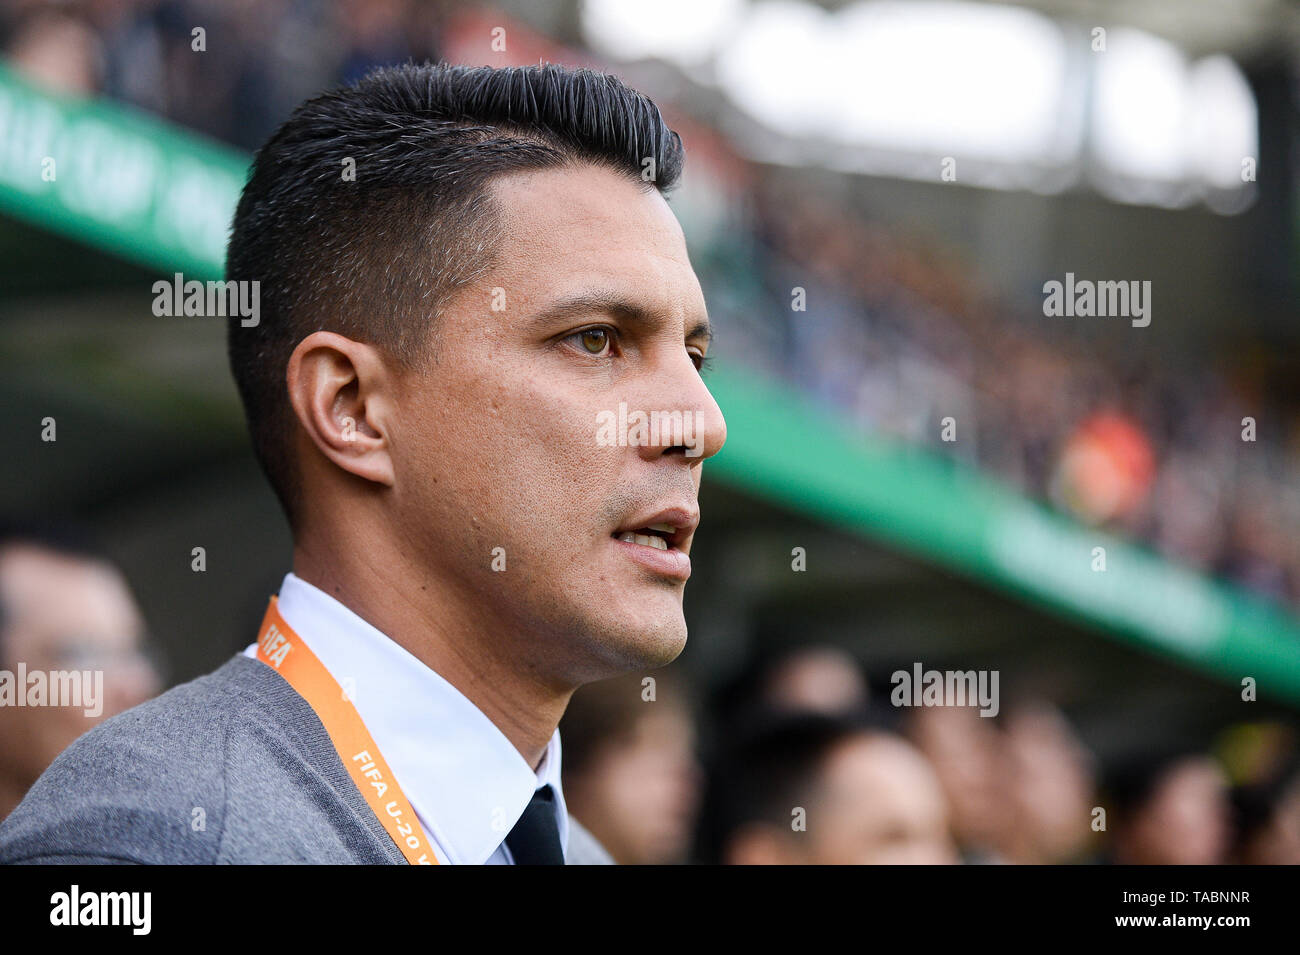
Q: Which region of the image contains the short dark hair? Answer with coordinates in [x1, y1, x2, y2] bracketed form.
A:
[226, 62, 685, 527]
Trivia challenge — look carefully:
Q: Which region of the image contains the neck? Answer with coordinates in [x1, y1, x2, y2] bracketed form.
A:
[292, 532, 569, 771]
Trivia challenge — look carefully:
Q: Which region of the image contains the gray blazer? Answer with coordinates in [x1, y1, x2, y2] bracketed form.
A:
[0, 654, 613, 864]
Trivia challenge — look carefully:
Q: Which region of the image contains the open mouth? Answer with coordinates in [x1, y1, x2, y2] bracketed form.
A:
[610, 509, 697, 580]
[612, 522, 680, 552]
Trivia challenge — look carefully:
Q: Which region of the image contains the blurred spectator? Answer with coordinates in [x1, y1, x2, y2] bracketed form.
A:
[1049, 412, 1156, 525]
[1229, 765, 1300, 864]
[560, 670, 701, 865]
[1105, 751, 1232, 865]
[338, 0, 423, 84]
[1216, 723, 1300, 864]
[906, 705, 1010, 864]
[0, 522, 161, 821]
[700, 712, 957, 865]
[1000, 701, 1098, 864]
[757, 645, 869, 717]
[2, 4, 100, 94]
[711, 644, 870, 739]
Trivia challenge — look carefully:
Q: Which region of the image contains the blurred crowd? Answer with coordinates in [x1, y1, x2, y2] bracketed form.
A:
[561, 645, 1300, 865]
[0, 0, 451, 150]
[736, 185, 1300, 610]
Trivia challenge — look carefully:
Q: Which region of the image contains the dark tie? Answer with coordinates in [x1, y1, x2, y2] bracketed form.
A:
[505, 785, 565, 865]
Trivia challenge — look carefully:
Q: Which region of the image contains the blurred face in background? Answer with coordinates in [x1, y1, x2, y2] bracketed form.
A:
[564, 701, 700, 865]
[908, 706, 1008, 857]
[0, 545, 160, 817]
[810, 734, 957, 864]
[1238, 776, 1300, 865]
[762, 646, 868, 716]
[728, 732, 957, 865]
[1120, 757, 1231, 865]
[1004, 704, 1096, 863]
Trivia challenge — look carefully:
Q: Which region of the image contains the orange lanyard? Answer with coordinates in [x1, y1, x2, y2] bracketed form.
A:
[256, 596, 437, 865]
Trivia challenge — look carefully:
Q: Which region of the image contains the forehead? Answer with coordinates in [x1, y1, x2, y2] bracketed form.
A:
[824, 737, 941, 806]
[0, 547, 142, 651]
[485, 163, 703, 315]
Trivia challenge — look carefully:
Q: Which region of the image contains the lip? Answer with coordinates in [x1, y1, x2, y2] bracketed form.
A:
[611, 505, 699, 581]
[611, 535, 692, 580]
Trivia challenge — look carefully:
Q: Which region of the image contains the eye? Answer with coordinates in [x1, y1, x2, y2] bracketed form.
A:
[691, 350, 712, 373]
[568, 326, 613, 357]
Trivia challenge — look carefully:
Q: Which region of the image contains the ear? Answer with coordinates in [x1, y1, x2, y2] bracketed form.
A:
[286, 331, 396, 488]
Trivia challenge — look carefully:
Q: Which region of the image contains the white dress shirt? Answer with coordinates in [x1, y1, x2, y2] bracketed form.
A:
[242, 572, 569, 864]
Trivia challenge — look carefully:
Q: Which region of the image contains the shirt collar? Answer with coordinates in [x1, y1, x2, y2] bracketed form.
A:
[273, 572, 569, 864]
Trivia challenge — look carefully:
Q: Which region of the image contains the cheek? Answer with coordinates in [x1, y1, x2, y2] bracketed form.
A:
[397, 365, 621, 548]
[481, 375, 623, 526]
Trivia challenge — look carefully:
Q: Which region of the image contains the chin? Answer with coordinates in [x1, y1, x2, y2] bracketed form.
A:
[588, 609, 688, 674]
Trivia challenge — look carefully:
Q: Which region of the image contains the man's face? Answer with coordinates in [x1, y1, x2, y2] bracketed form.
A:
[388, 163, 725, 684]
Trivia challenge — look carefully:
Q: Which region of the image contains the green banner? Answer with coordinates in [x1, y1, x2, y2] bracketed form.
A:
[0, 63, 245, 278]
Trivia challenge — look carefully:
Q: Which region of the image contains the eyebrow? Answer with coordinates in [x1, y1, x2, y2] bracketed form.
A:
[532, 290, 713, 346]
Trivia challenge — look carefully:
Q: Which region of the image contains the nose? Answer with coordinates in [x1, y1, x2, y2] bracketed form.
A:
[633, 350, 727, 463]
